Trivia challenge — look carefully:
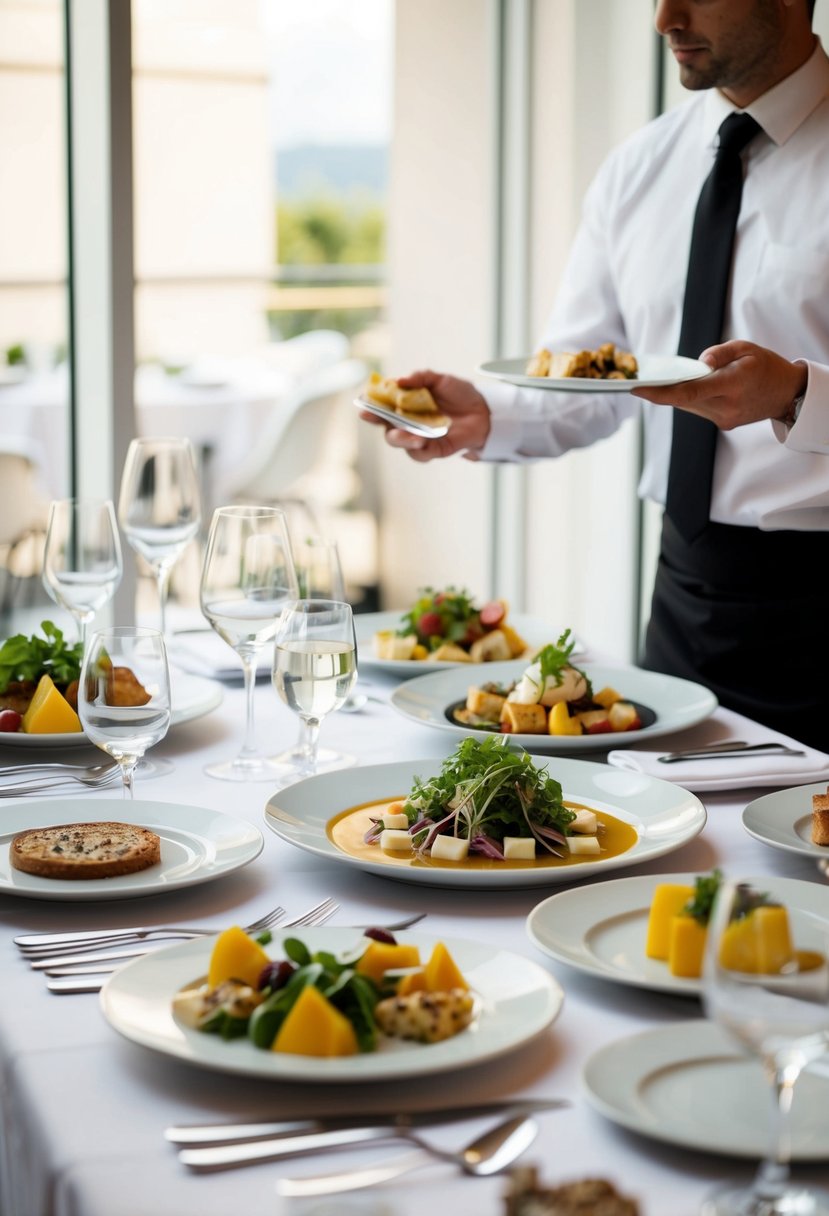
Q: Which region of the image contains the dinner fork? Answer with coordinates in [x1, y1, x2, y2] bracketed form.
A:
[0, 766, 123, 796]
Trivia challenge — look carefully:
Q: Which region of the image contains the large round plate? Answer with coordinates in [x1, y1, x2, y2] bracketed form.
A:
[0, 798, 263, 901]
[527, 872, 829, 997]
[0, 672, 223, 750]
[355, 611, 580, 678]
[582, 1020, 829, 1160]
[100, 927, 563, 1082]
[743, 782, 829, 860]
[389, 661, 716, 752]
[477, 354, 712, 393]
[264, 756, 706, 890]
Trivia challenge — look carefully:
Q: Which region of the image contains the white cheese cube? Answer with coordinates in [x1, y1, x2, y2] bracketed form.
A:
[503, 836, 536, 860]
[380, 829, 413, 851]
[569, 809, 598, 834]
[430, 835, 470, 862]
[566, 835, 601, 855]
[383, 812, 409, 830]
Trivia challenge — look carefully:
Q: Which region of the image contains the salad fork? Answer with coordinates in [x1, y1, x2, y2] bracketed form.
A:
[0, 765, 123, 796]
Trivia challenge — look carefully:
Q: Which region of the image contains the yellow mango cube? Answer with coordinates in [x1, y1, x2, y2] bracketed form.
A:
[396, 969, 428, 996]
[21, 674, 82, 734]
[719, 905, 794, 974]
[592, 686, 622, 709]
[207, 926, 271, 989]
[547, 700, 582, 736]
[423, 941, 468, 992]
[355, 941, 421, 985]
[668, 915, 707, 978]
[645, 884, 694, 960]
[272, 984, 358, 1057]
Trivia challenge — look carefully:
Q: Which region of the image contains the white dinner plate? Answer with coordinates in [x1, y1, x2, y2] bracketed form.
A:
[100, 926, 564, 1082]
[0, 672, 223, 750]
[582, 1020, 829, 1159]
[477, 354, 712, 393]
[389, 660, 717, 752]
[527, 872, 829, 997]
[0, 798, 263, 901]
[353, 395, 449, 438]
[355, 611, 582, 678]
[742, 781, 829, 860]
[264, 756, 706, 890]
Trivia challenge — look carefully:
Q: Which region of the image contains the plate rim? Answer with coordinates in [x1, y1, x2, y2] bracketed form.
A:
[263, 755, 707, 890]
[353, 395, 449, 438]
[100, 926, 565, 1083]
[477, 353, 712, 392]
[742, 781, 827, 859]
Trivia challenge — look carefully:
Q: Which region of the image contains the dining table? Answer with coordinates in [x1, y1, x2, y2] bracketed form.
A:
[1, 638, 828, 1216]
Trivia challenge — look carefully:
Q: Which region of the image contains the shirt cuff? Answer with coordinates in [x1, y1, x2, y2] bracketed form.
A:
[773, 361, 829, 453]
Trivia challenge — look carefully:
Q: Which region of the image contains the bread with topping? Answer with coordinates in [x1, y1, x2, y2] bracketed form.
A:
[812, 791, 829, 846]
[10, 821, 162, 880]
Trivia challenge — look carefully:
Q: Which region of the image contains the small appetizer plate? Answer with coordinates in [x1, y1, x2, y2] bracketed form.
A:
[354, 395, 449, 438]
[477, 354, 712, 393]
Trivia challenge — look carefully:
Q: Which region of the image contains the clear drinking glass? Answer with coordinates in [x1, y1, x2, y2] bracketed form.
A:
[118, 437, 201, 641]
[200, 505, 298, 781]
[701, 880, 829, 1216]
[295, 535, 345, 600]
[42, 498, 123, 649]
[272, 599, 357, 781]
[77, 627, 172, 798]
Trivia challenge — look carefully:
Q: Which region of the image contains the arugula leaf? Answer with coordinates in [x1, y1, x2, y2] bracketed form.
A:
[396, 586, 480, 650]
[0, 620, 83, 694]
[535, 629, 577, 686]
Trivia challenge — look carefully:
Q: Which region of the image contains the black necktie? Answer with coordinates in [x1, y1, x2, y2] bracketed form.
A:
[664, 111, 761, 544]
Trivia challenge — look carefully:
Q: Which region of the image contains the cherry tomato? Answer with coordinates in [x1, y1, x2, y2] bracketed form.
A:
[417, 611, 443, 637]
[0, 709, 22, 733]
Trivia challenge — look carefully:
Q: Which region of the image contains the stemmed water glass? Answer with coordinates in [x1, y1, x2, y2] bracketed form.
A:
[296, 535, 345, 599]
[701, 880, 829, 1215]
[272, 599, 357, 781]
[77, 627, 172, 799]
[199, 505, 298, 781]
[118, 437, 201, 641]
[42, 499, 123, 650]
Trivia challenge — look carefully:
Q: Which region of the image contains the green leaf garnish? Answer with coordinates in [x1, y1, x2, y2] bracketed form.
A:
[0, 620, 83, 694]
[682, 869, 723, 926]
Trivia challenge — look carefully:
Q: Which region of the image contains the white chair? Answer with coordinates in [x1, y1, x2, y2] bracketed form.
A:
[0, 442, 49, 614]
[251, 330, 351, 381]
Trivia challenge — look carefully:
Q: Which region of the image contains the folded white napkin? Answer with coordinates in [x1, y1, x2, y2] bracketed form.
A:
[170, 631, 272, 682]
[607, 706, 829, 792]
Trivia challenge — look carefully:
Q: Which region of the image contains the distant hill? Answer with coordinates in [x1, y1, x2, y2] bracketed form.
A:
[275, 144, 388, 200]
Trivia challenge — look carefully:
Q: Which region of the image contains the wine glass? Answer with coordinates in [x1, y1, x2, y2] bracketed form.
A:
[295, 535, 345, 600]
[118, 437, 201, 641]
[701, 880, 829, 1215]
[199, 505, 298, 781]
[42, 499, 123, 649]
[77, 627, 171, 798]
[272, 599, 358, 781]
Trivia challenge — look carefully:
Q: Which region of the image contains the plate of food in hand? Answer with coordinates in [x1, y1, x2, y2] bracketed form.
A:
[527, 870, 829, 996]
[356, 587, 580, 676]
[100, 922, 564, 1081]
[389, 630, 717, 752]
[355, 372, 450, 437]
[264, 736, 706, 890]
[0, 621, 223, 748]
[477, 345, 712, 392]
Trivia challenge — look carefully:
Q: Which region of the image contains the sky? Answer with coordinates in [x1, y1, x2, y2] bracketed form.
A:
[261, 0, 394, 149]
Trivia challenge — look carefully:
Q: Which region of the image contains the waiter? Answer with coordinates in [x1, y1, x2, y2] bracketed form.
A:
[366, 0, 829, 750]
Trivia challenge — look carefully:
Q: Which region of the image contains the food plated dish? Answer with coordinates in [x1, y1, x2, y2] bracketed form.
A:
[0, 798, 263, 900]
[389, 661, 717, 752]
[264, 755, 706, 890]
[582, 1020, 829, 1159]
[743, 780, 829, 860]
[477, 354, 712, 392]
[354, 396, 449, 439]
[526, 872, 828, 997]
[100, 926, 564, 1082]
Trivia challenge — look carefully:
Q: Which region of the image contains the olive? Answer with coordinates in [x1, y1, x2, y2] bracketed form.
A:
[363, 927, 397, 945]
[257, 959, 295, 992]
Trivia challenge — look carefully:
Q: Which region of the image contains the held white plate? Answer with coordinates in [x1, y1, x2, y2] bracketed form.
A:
[0, 672, 223, 750]
[389, 661, 717, 752]
[354, 395, 449, 438]
[356, 612, 582, 677]
[0, 798, 263, 901]
[477, 354, 712, 392]
[743, 781, 829, 860]
[527, 872, 829, 997]
[264, 756, 706, 890]
[100, 927, 563, 1082]
[582, 1020, 829, 1159]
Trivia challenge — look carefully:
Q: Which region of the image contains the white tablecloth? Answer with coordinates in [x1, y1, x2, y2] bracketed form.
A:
[1, 657, 828, 1216]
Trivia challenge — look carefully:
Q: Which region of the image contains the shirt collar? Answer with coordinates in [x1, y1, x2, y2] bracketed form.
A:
[702, 36, 829, 149]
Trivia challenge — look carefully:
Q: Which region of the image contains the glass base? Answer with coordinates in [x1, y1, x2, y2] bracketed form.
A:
[701, 1181, 829, 1215]
[135, 757, 175, 782]
[204, 754, 299, 783]
[266, 746, 357, 786]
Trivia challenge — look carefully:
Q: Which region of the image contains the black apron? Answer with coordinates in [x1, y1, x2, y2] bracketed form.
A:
[641, 516, 829, 751]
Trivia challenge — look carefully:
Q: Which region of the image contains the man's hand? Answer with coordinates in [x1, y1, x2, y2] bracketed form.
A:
[359, 370, 491, 462]
[630, 340, 807, 428]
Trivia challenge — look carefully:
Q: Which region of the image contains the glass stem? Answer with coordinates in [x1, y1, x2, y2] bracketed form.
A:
[238, 652, 260, 762]
[121, 759, 138, 799]
[156, 566, 173, 640]
[297, 716, 321, 775]
[753, 1054, 802, 1204]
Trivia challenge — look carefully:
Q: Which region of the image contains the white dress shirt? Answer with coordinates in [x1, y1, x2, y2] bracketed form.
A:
[483, 40, 829, 532]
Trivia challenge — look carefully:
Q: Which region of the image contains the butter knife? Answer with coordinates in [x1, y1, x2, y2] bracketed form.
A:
[658, 742, 805, 764]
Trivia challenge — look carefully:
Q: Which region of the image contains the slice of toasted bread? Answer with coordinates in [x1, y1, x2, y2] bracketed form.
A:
[10, 821, 162, 880]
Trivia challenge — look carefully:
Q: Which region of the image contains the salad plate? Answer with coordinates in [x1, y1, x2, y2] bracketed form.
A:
[477, 354, 712, 393]
[526, 872, 829, 997]
[0, 672, 223, 750]
[742, 781, 829, 860]
[356, 611, 581, 677]
[389, 661, 717, 752]
[0, 798, 263, 901]
[264, 756, 706, 890]
[100, 926, 564, 1082]
[582, 1020, 829, 1159]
